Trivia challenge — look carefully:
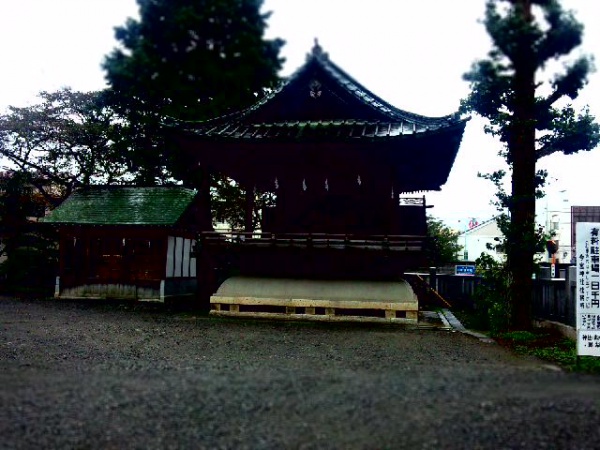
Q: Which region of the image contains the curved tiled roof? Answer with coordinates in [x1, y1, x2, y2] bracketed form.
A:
[173, 40, 466, 140]
[198, 118, 465, 141]
[169, 41, 468, 193]
[314, 48, 456, 126]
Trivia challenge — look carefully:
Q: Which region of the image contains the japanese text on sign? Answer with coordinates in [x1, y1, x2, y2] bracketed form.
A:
[576, 223, 600, 356]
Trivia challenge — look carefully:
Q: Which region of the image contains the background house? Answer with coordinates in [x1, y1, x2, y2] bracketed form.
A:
[457, 185, 578, 265]
[457, 218, 504, 262]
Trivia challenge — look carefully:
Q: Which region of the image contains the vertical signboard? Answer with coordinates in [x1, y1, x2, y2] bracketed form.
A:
[576, 223, 600, 356]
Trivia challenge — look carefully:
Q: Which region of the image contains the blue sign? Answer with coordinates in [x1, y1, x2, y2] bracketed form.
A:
[455, 265, 476, 276]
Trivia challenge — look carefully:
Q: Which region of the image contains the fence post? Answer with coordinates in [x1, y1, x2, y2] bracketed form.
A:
[429, 267, 437, 292]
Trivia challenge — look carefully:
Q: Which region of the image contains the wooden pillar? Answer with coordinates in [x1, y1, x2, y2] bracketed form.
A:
[388, 183, 397, 235]
[195, 166, 213, 231]
[245, 186, 254, 233]
[197, 245, 216, 312]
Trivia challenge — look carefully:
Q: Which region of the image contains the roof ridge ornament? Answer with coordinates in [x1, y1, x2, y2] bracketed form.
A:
[309, 80, 322, 98]
[307, 38, 329, 61]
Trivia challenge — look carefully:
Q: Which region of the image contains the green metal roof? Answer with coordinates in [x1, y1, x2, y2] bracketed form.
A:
[43, 186, 197, 226]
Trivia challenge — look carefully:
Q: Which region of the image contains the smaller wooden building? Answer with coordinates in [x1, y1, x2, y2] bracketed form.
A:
[43, 186, 207, 302]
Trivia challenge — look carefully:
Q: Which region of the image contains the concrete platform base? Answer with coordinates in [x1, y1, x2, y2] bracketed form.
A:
[210, 276, 419, 323]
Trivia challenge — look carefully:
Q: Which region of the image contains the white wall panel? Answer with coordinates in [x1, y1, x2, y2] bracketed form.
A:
[166, 236, 175, 277]
[183, 239, 191, 277]
[175, 237, 184, 277]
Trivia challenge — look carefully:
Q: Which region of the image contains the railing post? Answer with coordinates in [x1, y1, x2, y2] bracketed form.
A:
[244, 185, 254, 233]
[429, 267, 437, 293]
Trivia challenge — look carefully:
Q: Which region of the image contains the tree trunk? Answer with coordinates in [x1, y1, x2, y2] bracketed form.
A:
[508, 0, 536, 330]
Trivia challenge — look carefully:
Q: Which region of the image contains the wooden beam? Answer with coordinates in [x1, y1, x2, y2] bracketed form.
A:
[211, 296, 418, 311]
[210, 310, 418, 324]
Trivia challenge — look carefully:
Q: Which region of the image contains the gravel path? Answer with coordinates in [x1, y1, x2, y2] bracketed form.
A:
[1, 297, 600, 449]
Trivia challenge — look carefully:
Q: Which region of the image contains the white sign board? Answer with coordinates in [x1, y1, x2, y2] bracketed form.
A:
[576, 223, 600, 356]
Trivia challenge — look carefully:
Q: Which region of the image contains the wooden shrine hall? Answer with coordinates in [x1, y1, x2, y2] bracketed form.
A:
[171, 41, 467, 323]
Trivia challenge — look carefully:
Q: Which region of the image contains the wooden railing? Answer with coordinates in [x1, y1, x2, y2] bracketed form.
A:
[197, 231, 425, 252]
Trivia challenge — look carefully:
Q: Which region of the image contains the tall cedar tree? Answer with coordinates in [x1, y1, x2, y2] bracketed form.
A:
[462, 0, 600, 329]
[102, 0, 284, 186]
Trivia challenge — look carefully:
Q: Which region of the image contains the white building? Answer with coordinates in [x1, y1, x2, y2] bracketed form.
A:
[457, 190, 573, 264]
[457, 218, 504, 262]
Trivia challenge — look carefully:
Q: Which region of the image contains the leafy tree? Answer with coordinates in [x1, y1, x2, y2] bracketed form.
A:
[0, 171, 57, 295]
[102, 0, 284, 186]
[425, 216, 462, 267]
[462, 0, 600, 329]
[0, 89, 129, 206]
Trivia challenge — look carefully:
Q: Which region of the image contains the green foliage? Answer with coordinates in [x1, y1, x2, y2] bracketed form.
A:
[462, 0, 599, 158]
[0, 89, 129, 203]
[499, 330, 600, 374]
[0, 171, 58, 296]
[104, 0, 284, 121]
[500, 330, 538, 342]
[211, 176, 245, 229]
[209, 176, 276, 230]
[473, 253, 512, 333]
[425, 216, 462, 267]
[0, 232, 58, 296]
[102, 0, 284, 186]
[462, 0, 600, 329]
[0, 172, 44, 221]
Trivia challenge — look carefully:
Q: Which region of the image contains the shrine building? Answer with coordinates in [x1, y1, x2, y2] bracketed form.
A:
[170, 41, 466, 322]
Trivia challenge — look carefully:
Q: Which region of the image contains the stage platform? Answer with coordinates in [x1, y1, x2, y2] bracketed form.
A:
[210, 276, 419, 324]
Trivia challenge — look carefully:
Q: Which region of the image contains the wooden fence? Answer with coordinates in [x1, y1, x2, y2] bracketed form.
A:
[425, 267, 576, 328]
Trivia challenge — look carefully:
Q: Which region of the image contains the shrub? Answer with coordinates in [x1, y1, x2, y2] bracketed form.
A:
[473, 253, 511, 333]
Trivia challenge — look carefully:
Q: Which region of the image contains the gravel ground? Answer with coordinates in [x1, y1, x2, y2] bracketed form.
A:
[1, 297, 600, 450]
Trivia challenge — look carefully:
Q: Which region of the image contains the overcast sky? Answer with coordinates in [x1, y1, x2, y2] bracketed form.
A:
[0, 0, 598, 228]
